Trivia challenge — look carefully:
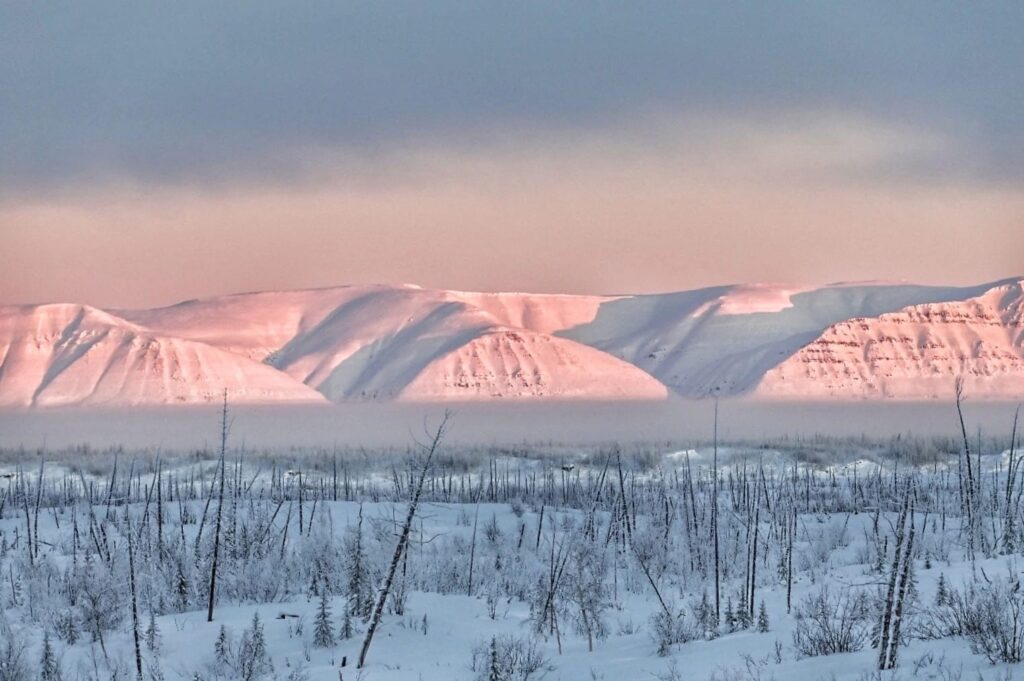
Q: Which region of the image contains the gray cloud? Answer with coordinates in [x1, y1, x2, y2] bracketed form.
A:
[1, 1, 1022, 190]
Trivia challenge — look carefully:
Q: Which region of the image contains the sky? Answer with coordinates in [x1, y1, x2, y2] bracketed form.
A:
[1, 2, 1022, 308]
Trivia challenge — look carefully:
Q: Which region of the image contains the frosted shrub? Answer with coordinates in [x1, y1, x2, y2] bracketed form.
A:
[915, 582, 975, 640]
[809, 516, 851, 566]
[918, 574, 1024, 664]
[0, 622, 30, 681]
[792, 586, 872, 658]
[470, 634, 551, 681]
[484, 513, 503, 544]
[961, 577, 1024, 664]
[650, 607, 695, 656]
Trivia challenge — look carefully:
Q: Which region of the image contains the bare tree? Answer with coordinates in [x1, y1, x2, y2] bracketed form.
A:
[1003, 405, 1021, 553]
[954, 378, 977, 562]
[468, 489, 482, 596]
[878, 485, 916, 670]
[358, 411, 452, 669]
[712, 397, 721, 624]
[127, 522, 144, 680]
[207, 390, 230, 622]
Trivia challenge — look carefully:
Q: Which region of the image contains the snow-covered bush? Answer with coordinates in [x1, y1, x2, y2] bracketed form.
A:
[237, 613, 274, 680]
[792, 586, 872, 657]
[209, 614, 274, 680]
[0, 620, 31, 681]
[917, 573, 1024, 664]
[915, 581, 975, 641]
[650, 607, 695, 656]
[961, 576, 1024, 664]
[470, 634, 552, 681]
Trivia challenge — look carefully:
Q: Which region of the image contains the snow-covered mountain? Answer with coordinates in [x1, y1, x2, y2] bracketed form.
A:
[118, 286, 658, 402]
[1, 278, 1020, 407]
[0, 304, 326, 407]
[756, 280, 1024, 399]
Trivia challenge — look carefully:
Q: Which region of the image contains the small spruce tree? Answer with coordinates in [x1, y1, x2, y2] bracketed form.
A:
[874, 537, 887, 574]
[313, 591, 336, 648]
[40, 631, 61, 681]
[175, 563, 190, 612]
[736, 590, 751, 630]
[145, 610, 161, 653]
[239, 613, 273, 679]
[55, 611, 78, 645]
[706, 605, 720, 639]
[757, 600, 769, 633]
[341, 607, 354, 640]
[346, 506, 373, 620]
[488, 636, 502, 681]
[935, 572, 948, 607]
[694, 589, 711, 634]
[214, 625, 232, 671]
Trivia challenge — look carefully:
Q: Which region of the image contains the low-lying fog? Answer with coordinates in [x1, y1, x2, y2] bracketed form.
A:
[0, 398, 1019, 450]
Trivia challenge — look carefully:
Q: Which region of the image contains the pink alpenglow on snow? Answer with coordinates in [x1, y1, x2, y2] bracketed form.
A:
[0, 277, 1021, 407]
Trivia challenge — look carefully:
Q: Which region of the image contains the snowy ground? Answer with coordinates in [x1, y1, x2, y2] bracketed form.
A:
[2, 439, 1023, 680]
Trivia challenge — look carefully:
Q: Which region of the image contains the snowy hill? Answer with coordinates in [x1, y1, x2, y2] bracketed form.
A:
[124, 286, 661, 402]
[756, 280, 1024, 399]
[561, 279, 1022, 399]
[2, 277, 1021, 407]
[0, 304, 327, 407]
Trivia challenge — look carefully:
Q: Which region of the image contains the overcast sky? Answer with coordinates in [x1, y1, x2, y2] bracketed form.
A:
[2, 2, 1022, 307]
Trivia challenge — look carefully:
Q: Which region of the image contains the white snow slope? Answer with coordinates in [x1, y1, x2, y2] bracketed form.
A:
[1, 277, 1021, 406]
[0, 304, 327, 407]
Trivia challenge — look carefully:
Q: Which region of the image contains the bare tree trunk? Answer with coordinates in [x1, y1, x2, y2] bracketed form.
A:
[297, 470, 304, 534]
[1003, 406, 1021, 551]
[955, 378, 976, 561]
[23, 492, 33, 567]
[713, 397, 721, 623]
[632, 542, 673, 619]
[749, 479, 760, 618]
[615, 450, 633, 544]
[33, 459, 44, 560]
[358, 412, 451, 669]
[878, 487, 911, 670]
[885, 498, 916, 670]
[467, 495, 480, 596]
[207, 391, 229, 622]
[156, 459, 164, 555]
[128, 525, 144, 680]
[786, 504, 795, 614]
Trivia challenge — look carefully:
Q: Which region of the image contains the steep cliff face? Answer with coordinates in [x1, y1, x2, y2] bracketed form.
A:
[756, 281, 1024, 399]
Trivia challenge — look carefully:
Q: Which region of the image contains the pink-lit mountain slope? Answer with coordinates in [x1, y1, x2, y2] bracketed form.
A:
[2, 277, 1020, 407]
[559, 278, 1022, 399]
[0, 304, 327, 407]
[755, 280, 1024, 399]
[121, 286, 662, 401]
